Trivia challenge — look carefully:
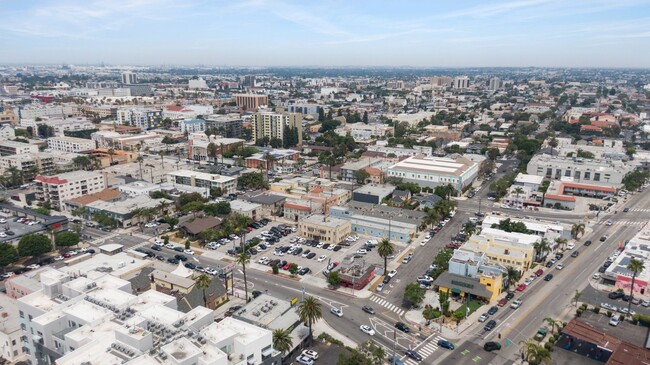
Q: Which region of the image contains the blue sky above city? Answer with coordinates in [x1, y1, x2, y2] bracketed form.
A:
[1, 0, 650, 67]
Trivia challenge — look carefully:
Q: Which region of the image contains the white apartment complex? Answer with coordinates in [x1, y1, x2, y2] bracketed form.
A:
[167, 170, 237, 195]
[0, 125, 16, 139]
[18, 267, 279, 365]
[0, 140, 40, 156]
[21, 117, 95, 136]
[0, 152, 55, 175]
[34, 171, 107, 210]
[47, 136, 96, 153]
[14, 104, 76, 121]
[0, 294, 27, 363]
[116, 108, 163, 129]
[251, 110, 302, 145]
[526, 154, 633, 186]
[387, 155, 481, 191]
[179, 119, 206, 134]
[334, 123, 393, 142]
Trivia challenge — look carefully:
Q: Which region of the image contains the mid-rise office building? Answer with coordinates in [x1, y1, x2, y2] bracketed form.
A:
[387, 155, 481, 191]
[179, 119, 206, 134]
[251, 110, 302, 146]
[205, 114, 243, 138]
[167, 170, 237, 195]
[0, 152, 55, 176]
[235, 94, 269, 111]
[34, 171, 107, 210]
[488, 77, 501, 91]
[47, 136, 96, 153]
[298, 214, 351, 244]
[121, 71, 137, 84]
[116, 108, 163, 130]
[453, 76, 470, 89]
[526, 154, 632, 186]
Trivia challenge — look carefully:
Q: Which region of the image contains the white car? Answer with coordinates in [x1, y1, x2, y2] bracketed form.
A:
[376, 283, 384, 292]
[524, 278, 533, 286]
[510, 300, 523, 309]
[387, 270, 397, 278]
[154, 239, 163, 246]
[165, 244, 175, 249]
[26, 264, 40, 270]
[301, 350, 319, 360]
[601, 302, 617, 311]
[356, 249, 368, 255]
[205, 268, 218, 275]
[606, 220, 613, 226]
[567, 243, 575, 250]
[330, 307, 343, 317]
[317, 255, 327, 262]
[316, 242, 324, 249]
[0, 218, 6, 223]
[2, 272, 14, 278]
[258, 257, 269, 264]
[295, 355, 314, 365]
[609, 315, 621, 326]
[274, 251, 284, 256]
[478, 313, 489, 322]
[360, 325, 375, 336]
[556, 263, 564, 270]
[54, 256, 64, 261]
[592, 273, 601, 280]
[642, 300, 650, 307]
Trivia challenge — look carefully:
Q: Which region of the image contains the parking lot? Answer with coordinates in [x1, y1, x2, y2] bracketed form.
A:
[202, 219, 387, 282]
[0, 215, 50, 243]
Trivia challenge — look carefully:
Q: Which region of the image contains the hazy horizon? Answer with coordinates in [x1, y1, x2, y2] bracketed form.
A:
[2, 0, 650, 68]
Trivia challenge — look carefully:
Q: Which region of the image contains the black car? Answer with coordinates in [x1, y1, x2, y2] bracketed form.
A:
[322, 244, 330, 250]
[174, 254, 188, 262]
[383, 276, 392, 284]
[362, 306, 375, 314]
[571, 251, 579, 258]
[484, 342, 501, 352]
[544, 274, 553, 281]
[405, 350, 422, 361]
[484, 320, 497, 331]
[151, 245, 162, 251]
[598, 266, 607, 273]
[252, 290, 262, 298]
[184, 262, 196, 269]
[156, 255, 165, 261]
[173, 247, 184, 252]
[622, 294, 631, 302]
[395, 322, 410, 333]
[555, 253, 564, 260]
[487, 306, 498, 315]
[298, 267, 311, 275]
[600, 236, 607, 242]
[293, 248, 303, 255]
[608, 291, 625, 300]
[333, 245, 342, 252]
[545, 261, 554, 268]
[259, 244, 268, 250]
[505, 292, 515, 300]
[144, 251, 155, 257]
[167, 258, 179, 264]
[584, 240, 592, 246]
[5, 231, 14, 236]
[87, 249, 95, 254]
[306, 252, 316, 259]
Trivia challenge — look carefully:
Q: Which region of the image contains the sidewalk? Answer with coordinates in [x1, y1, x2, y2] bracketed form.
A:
[312, 318, 357, 348]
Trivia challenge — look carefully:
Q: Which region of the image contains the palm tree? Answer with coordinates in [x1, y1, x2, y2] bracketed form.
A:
[462, 222, 476, 236]
[136, 156, 144, 180]
[519, 340, 552, 365]
[505, 266, 521, 287]
[513, 187, 524, 206]
[264, 153, 276, 181]
[195, 274, 212, 307]
[533, 238, 551, 262]
[573, 289, 582, 307]
[236, 252, 251, 302]
[107, 148, 115, 166]
[555, 237, 568, 252]
[296, 157, 306, 172]
[626, 258, 645, 316]
[544, 317, 559, 335]
[272, 328, 293, 356]
[548, 137, 558, 156]
[377, 238, 395, 276]
[298, 296, 322, 343]
[571, 223, 585, 240]
[158, 151, 165, 169]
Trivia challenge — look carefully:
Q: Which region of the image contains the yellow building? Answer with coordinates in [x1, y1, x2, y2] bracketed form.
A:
[298, 214, 351, 244]
[434, 249, 507, 302]
[464, 233, 535, 273]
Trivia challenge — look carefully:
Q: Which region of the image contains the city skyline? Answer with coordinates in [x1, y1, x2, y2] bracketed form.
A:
[1, 0, 650, 67]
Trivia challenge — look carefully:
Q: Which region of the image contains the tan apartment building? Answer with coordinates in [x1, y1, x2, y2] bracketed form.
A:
[34, 171, 107, 210]
[235, 94, 269, 111]
[298, 214, 351, 244]
[251, 109, 302, 146]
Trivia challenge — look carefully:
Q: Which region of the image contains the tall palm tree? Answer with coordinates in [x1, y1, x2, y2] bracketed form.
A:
[298, 296, 322, 343]
[513, 187, 524, 206]
[136, 156, 144, 180]
[555, 237, 568, 252]
[519, 340, 552, 365]
[533, 238, 551, 262]
[107, 148, 115, 166]
[236, 252, 251, 302]
[506, 266, 521, 287]
[627, 258, 645, 316]
[195, 274, 212, 307]
[158, 151, 165, 169]
[548, 137, 558, 156]
[264, 153, 276, 181]
[544, 317, 559, 335]
[571, 223, 585, 240]
[272, 328, 293, 356]
[377, 238, 395, 276]
[462, 222, 476, 236]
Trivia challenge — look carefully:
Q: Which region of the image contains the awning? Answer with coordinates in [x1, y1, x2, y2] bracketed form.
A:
[451, 288, 461, 294]
[262, 347, 274, 357]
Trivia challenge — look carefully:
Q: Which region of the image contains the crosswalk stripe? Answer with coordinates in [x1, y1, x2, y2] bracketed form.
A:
[405, 359, 418, 365]
[370, 296, 405, 316]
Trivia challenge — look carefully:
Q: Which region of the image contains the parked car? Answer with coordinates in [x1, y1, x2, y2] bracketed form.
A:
[505, 292, 515, 300]
[497, 298, 508, 307]
[484, 320, 497, 331]
[609, 314, 621, 326]
[608, 292, 625, 300]
[487, 306, 498, 315]
[300, 350, 319, 360]
[484, 342, 502, 352]
[510, 299, 523, 309]
[479, 313, 489, 322]
[516, 283, 527, 291]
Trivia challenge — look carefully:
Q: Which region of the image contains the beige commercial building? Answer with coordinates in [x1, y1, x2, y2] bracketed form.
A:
[298, 214, 351, 244]
[235, 94, 269, 111]
[251, 109, 302, 146]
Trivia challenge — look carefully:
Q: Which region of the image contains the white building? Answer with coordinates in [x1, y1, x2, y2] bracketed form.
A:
[21, 117, 95, 136]
[387, 155, 481, 191]
[188, 77, 209, 90]
[121, 71, 138, 84]
[513, 173, 544, 191]
[334, 123, 393, 142]
[0, 125, 15, 139]
[116, 181, 160, 197]
[526, 154, 633, 186]
[116, 108, 163, 129]
[47, 136, 96, 153]
[453, 76, 470, 89]
[367, 142, 432, 157]
[163, 105, 214, 121]
[0, 140, 40, 156]
[14, 104, 75, 121]
[251, 109, 302, 146]
[167, 170, 237, 195]
[179, 119, 206, 134]
[34, 171, 107, 210]
[0, 294, 27, 363]
[0, 152, 56, 175]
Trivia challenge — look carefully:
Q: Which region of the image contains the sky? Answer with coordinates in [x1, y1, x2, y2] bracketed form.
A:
[1, 0, 650, 67]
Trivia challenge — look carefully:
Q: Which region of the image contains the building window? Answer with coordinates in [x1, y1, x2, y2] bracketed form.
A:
[584, 172, 590, 180]
[594, 173, 600, 181]
[19, 311, 24, 319]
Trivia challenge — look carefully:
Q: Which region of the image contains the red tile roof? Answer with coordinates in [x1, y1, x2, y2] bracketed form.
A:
[561, 182, 616, 193]
[544, 194, 576, 202]
[284, 203, 310, 211]
[35, 176, 67, 185]
[580, 125, 603, 131]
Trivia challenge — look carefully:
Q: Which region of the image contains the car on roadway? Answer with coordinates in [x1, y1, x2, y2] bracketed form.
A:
[387, 355, 404, 365]
[438, 340, 454, 350]
[571, 250, 580, 258]
[479, 313, 489, 322]
[26, 264, 40, 270]
[600, 236, 607, 242]
[382, 275, 392, 284]
[606, 220, 613, 226]
[487, 306, 498, 315]
[544, 274, 554, 281]
[388, 270, 398, 278]
[330, 307, 343, 317]
[624, 207, 629, 212]
[609, 314, 621, 326]
[484, 320, 497, 331]
[362, 306, 375, 315]
[484, 342, 502, 352]
[404, 350, 423, 361]
[497, 298, 508, 307]
[376, 283, 384, 292]
[360, 325, 375, 336]
[592, 273, 601, 280]
[567, 243, 575, 250]
[395, 322, 410, 333]
[608, 292, 625, 300]
[510, 299, 523, 309]
[584, 240, 592, 246]
[556, 263, 565, 270]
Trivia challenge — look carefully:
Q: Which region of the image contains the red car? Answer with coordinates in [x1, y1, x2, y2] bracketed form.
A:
[497, 298, 508, 307]
[282, 262, 291, 270]
[446, 243, 461, 249]
[534, 269, 544, 277]
[63, 253, 72, 258]
[516, 283, 527, 291]
[246, 226, 253, 232]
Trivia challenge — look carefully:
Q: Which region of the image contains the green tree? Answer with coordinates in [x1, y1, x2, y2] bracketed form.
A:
[298, 296, 322, 343]
[107, 148, 115, 165]
[487, 147, 500, 160]
[548, 137, 558, 156]
[358, 340, 384, 365]
[403, 282, 426, 307]
[272, 328, 293, 356]
[377, 238, 395, 277]
[544, 317, 560, 335]
[354, 168, 371, 184]
[573, 289, 582, 307]
[236, 252, 251, 302]
[627, 258, 645, 316]
[18, 234, 52, 258]
[422, 304, 437, 321]
[506, 266, 521, 287]
[237, 172, 268, 190]
[533, 238, 552, 262]
[327, 271, 342, 287]
[570, 223, 585, 240]
[288, 263, 299, 276]
[195, 274, 212, 307]
[55, 231, 79, 247]
[207, 143, 218, 163]
[0, 243, 19, 271]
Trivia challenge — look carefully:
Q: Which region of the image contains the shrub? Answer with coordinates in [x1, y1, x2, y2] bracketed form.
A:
[580, 303, 588, 310]
[636, 313, 650, 326]
[544, 342, 553, 350]
[592, 306, 600, 314]
[272, 265, 279, 274]
[631, 314, 639, 325]
[576, 308, 584, 317]
[607, 310, 613, 317]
